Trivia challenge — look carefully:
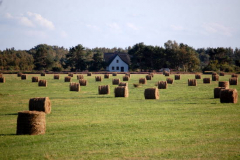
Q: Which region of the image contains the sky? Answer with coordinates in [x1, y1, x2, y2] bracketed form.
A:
[0, 0, 240, 50]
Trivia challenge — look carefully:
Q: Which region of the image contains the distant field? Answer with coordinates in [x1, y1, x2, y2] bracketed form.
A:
[0, 73, 239, 160]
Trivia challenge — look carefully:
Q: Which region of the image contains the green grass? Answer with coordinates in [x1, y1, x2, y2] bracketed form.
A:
[0, 73, 239, 160]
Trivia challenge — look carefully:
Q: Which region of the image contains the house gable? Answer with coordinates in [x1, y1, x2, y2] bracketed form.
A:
[104, 52, 130, 72]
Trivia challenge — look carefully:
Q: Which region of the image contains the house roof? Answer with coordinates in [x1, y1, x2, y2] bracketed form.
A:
[104, 52, 131, 65]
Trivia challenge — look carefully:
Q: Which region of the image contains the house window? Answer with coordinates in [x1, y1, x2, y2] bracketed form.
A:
[116, 60, 119, 63]
[112, 66, 115, 70]
[116, 67, 119, 70]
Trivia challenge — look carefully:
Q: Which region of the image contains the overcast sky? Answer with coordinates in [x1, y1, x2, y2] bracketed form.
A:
[0, 0, 240, 50]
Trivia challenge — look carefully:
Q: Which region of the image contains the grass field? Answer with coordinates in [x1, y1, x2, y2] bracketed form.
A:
[0, 73, 239, 160]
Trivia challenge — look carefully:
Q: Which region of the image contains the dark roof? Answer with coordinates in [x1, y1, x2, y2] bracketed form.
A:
[104, 52, 131, 65]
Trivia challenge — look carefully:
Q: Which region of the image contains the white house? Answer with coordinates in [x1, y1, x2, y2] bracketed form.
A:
[104, 53, 131, 72]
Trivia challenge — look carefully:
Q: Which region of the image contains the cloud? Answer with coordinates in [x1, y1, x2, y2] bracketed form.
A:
[202, 23, 232, 36]
[170, 25, 184, 31]
[86, 24, 101, 31]
[27, 12, 55, 30]
[126, 23, 139, 31]
[5, 13, 13, 19]
[18, 16, 35, 27]
[107, 22, 121, 31]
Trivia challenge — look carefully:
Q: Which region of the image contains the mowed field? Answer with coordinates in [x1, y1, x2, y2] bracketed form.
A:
[0, 73, 239, 160]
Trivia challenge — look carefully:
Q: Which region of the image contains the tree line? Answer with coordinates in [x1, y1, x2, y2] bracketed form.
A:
[0, 40, 240, 72]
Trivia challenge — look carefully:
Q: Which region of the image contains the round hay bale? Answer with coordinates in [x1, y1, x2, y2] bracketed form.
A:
[212, 72, 217, 76]
[203, 78, 211, 84]
[229, 77, 238, 85]
[64, 76, 71, 82]
[144, 88, 159, 99]
[32, 77, 39, 82]
[188, 79, 197, 86]
[16, 111, 46, 135]
[133, 83, 141, 88]
[38, 80, 47, 87]
[29, 97, 51, 114]
[175, 74, 181, 80]
[79, 79, 87, 86]
[17, 72, 22, 77]
[165, 72, 170, 76]
[68, 73, 73, 77]
[166, 78, 174, 84]
[146, 75, 152, 80]
[54, 74, 59, 79]
[77, 75, 84, 80]
[0, 77, 5, 83]
[70, 82, 80, 91]
[0, 73, 3, 78]
[125, 73, 131, 77]
[114, 86, 129, 97]
[41, 73, 45, 76]
[218, 81, 229, 89]
[104, 74, 110, 79]
[112, 73, 117, 76]
[212, 75, 219, 81]
[149, 73, 154, 77]
[21, 74, 27, 80]
[139, 78, 147, 84]
[195, 74, 201, 79]
[95, 76, 102, 82]
[123, 75, 130, 81]
[158, 81, 167, 89]
[231, 74, 238, 78]
[214, 87, 225, 98]
[220, 89, 238, 103]
[112, 79, 120, 85]
[87, 72, 92, 76]
[119, 82, 128, 87]
[98, 85, 110, 94]
[220, 72, 225, 76]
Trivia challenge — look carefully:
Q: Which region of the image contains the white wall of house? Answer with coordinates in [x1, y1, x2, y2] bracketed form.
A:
[107, 55, 129, 72]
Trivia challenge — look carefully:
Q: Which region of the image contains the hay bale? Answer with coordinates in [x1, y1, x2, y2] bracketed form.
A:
[0, 73, 2, 78]
[77, 75, 84, 80]
[114, 86, 129, 97]
[195, 74, 201, 79]
[98, 85, 110, 94]
[68, 73, 73, 77]
[112, 73, 117, 76]
[79, 79, 87, 86]
[123, 75, 130, 81]
[212, 75, 219, 81]
[29, 97, 51, 114]
[41, 73, 45, 76]
[70, 82, 80, 91]
[95, 76, 102, 82]
[165, 72, 170, 76]
[104, 74, 110, 79]
[212, 72, 217, 76]
[166, 78, 174, 84]
[175, 74, 181, 80]
[21, 74, 27, 80]
[188, 79, 197, 86]
[133, 83, 141, 88]
[214, 87, 225, 98]
[125, 73, 131, 77]
[149, 73, 154, 77]
[229, 77, 238, 85]
[218, 81, 229, 89]
[119, 82, 128, 87]
[203, 78, 211, 84]
[220, 72, 225, 76]
[0, 77, 5, 83]
[38, 80, 47, 87]
[231, 74, 238, 78]
[158, 81, 167, 89]
[87, 72, 92, 76]
[64, 76, 71, 82]
[17, 72, 22, 77]
[146, 75, 152, 80]
[139, 78, 147, 84]
[54, 74, 59, 79]
[220, 89, 238, 103]
[144, 88, 159, 99]
[32, 77, 39, 82]
[16, 111, 46, 135]
[112, 79, 120, 85]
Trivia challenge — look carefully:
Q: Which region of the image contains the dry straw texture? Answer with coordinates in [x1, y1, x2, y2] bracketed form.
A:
[231, 74, 238, 78]
[29, 97, 51, 114]
[16, 111, 46, 135]
[220, 72, 225, 76]
[229, 77, 238, 85]
[41, 73, 46, 76]
[54, 74, 60, 79]
[0, 73, 2, 78]
[158, 81, 167, 89]
[212, 72, 217, 76]
[32, 77, 39, 82]
[77, 75, 84, 80]
[203, 78, 211, 83]
[212, 75, 219, 81]
[68, 73, 74, 77]
[87, 72, 92, 76]
[79, 79, 87, 86]
[149, 73, 154, 77]
[188, 79, 197, 86]
[125, 73, 131, 77]
[167, 78, 174, 84]
[214, 87, 225, 98]
[165, 72, 170, 76]
[0, 77, 5, 83]
[220, 89, 238, 103]
[119, 82, 128, 87]
[17, 72, 22, 77]
[144, 88, 159, 99]
[112, 79, 120, 85]
[21, 74, 27, 80]
[114, 86, 129, 97]
[65, 76, 71, 82]
[146, 75, 152, 80]
[70, 82, 80, 91]
[95, 76, 102, 82]
[175, 74, 181, 80]
[104, 74, 110, 79]
[112, 73, 117, 76]
[123, 75, 130, 81]
[195, 74, 201, 79]
[218, 81, 229, 89]
[139, 78, 147, 84]
[98, 85, 110, 94]
[133, 83, 141, 88]
[38, 80, 47, 87]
